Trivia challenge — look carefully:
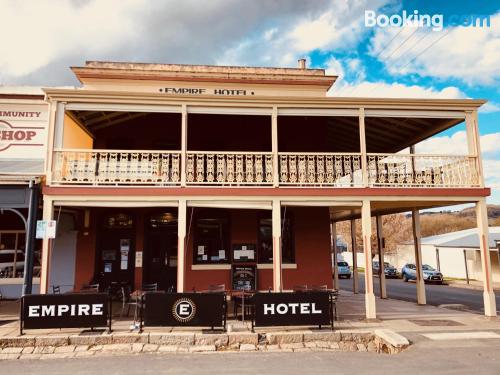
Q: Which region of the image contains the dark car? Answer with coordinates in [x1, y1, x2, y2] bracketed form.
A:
[373, 261, 399, 278]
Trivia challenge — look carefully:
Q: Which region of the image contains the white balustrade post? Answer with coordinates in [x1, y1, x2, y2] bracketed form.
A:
[272, 199, 282, 291]
[39, 197, 54, 294]
[181, 104, 187, 187]
[177, 199, 187, 292]
[476, 198, 497, 316]
[412, 209, 427, 305]
[272, 106, 279, 187]
[359, 108, 368, 187]
[361, 199, 376, 319]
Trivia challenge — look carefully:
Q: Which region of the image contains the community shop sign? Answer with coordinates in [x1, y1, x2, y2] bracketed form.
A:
[0, 104, 48, 174]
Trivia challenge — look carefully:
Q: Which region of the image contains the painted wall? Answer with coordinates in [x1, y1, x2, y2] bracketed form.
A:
[184, 207, 333, 291]
[48, 213, 78, 293]
[71, 206, 333, 292]
[63, 114, 93, 149]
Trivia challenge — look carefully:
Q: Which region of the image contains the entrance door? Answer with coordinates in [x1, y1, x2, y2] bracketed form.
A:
[144, 211, 178, 291]
[96, 213, 135, 290]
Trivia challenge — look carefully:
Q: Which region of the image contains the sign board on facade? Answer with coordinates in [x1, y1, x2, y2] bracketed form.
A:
[0, 103, 48, 175]
[143, 292, 226, 329]
[35, 220, 56, 239]
[20, 293, 111, 334]
[231, 264, 257, 291]
[252, 292, 332, 329]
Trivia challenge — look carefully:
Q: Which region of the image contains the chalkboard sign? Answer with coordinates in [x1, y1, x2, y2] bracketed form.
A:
[232, 264, 257, 291]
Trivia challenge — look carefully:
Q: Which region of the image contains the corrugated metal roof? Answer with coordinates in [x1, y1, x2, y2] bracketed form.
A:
[421, 227, 500, 249]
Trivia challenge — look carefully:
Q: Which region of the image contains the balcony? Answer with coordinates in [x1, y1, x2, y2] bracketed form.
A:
[51, 149, 480, 188]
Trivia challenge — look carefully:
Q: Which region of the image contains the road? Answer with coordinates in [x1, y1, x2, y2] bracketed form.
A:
[2, 345, 500, 374]
[339, 274, 500, 313]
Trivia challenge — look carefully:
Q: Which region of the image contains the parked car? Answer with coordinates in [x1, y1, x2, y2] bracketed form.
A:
[0, 249, 25, 278]
[373, 261, 399, 278]
[401, 263, 443, 284]
[335, 261, 352, 279]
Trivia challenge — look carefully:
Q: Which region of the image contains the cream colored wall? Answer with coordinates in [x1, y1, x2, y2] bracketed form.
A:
[63, 114, 93, 149]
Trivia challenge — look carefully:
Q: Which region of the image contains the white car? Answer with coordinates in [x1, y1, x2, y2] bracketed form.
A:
[0, 249, 25, 278]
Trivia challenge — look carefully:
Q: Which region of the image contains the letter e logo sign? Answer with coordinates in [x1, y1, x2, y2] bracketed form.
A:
[172, 298, 196, 322]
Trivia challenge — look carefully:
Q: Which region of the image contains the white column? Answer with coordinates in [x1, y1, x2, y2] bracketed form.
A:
[376, 215, 387, 299]
[39, 197, 54, 294]
[350, 219, 359, 294]
[476, 198, 497, 316]
[359, 108, 368, 187]
[177, 199, 187, 292]
[272, 199, 282, 291]
[45, 101, 58, 186]
[271, 106, 279, 187]
[361, 200, 376, 319]
[331, 221, 339, 290]
[180, 104, 187, 187]
[412, 209, 426, 305]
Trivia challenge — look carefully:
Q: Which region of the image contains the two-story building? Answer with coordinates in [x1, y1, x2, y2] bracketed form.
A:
[38, 60, 496, 318]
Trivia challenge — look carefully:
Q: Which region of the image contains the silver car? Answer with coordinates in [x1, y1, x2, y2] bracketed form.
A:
[336, 261, 351, 279]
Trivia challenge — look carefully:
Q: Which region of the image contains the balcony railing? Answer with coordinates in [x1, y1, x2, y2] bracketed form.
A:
[186, 151, 274, 185]
[279, 153, 363, 186]
[52, 149, 181, 185]
[51, 149, 480, 188]
[367, 154, 480, 187]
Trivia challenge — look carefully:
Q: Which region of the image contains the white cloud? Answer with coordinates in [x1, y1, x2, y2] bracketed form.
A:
[368, 13, 500, 86]
[217, 0, 392, 67]
[330, 80, 466, 98]
[0, 0, 141, 77]
[416, 131, 500, 158]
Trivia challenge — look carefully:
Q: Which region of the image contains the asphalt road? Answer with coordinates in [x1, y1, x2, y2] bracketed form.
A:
[2, 346, 500, 375]
[339, 273, 500, 313]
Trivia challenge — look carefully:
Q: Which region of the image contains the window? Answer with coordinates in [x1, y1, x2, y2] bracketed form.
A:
[0, 232, 27, 279]
[104, 213, 134, 229]
[258, 212, 295, 264]
[149, 212, 177, 229]
[193, 210, 229, 264]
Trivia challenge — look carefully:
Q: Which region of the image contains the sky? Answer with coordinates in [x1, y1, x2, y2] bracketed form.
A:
[0, 0, 498, 205]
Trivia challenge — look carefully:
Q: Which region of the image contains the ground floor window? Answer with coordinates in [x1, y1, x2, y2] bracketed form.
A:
[258, 211, 295, 264]
[193, 210, 230, 264]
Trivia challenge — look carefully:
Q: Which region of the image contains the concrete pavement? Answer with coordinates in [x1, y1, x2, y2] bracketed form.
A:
[1, 345, 500, 375]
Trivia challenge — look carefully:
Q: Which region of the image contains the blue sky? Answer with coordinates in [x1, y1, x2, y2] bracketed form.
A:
[0, 0, 498, 204]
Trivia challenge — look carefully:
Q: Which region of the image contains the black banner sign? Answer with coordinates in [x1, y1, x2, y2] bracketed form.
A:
[143, 292, 226, 329]
[252, 292, 332, 328]
[21, 293, 110, 333]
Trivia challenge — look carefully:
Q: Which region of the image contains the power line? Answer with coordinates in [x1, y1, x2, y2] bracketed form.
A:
[381, 26, 420, 60]
[372, 27, 405, 59]
[391, 29, 432, 62]
[398, 28, 452, 71]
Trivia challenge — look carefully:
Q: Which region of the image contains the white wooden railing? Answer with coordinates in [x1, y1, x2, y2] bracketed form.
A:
[51, 150, 480, 188]
[367, 154, 480, 187]
[52, 149, 181, 185]
[279, 153, 363, 186]
[186, 151, 274, 185]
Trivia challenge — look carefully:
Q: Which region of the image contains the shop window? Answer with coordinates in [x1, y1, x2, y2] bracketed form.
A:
[193, 211, 229, 264]
[258, 212, 295, 264]
[149, 212, 177, 229]
[104, 213, 134, 229]
[0, 231, 27, 279]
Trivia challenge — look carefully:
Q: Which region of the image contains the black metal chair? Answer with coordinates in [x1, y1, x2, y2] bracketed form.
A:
[293, 284, 308, 292]
[80, 283, 99, 293]
[125, 283, 158, 317]
[52, 285, 61, 294]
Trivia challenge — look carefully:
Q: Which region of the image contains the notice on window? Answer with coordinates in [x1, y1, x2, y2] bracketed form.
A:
[35, 220, 57, 239]
[135, 251, 143, 267]
[197, 246, 205, 255]
[104, 263, 112, 273]
[218, 250, 226, 259]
